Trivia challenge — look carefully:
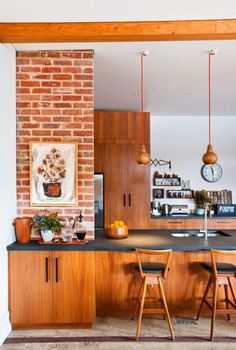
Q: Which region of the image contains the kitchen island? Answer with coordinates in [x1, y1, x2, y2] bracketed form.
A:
[7, 230, 236, 328]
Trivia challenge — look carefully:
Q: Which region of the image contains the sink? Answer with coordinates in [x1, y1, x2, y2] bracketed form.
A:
[171, 231, 231, 238]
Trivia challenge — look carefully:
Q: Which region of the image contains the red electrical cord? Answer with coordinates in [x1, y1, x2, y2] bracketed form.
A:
[208, 51, 211, 145]
[140, 52, 144, 143]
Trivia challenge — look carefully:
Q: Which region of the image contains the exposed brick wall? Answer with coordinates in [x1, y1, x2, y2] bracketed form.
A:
[16, 50, 94, 239]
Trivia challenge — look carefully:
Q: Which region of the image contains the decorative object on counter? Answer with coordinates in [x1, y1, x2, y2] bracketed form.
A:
[195, 190, 210, 215]
[13, 217, 31, 244]
[106, 220, 128, 239]
[154, 177, 181, 186]
[216, 204, 236, 216]
[31, 210, 63, 242]
[38, 238, 89, 245]
[137, 51, 150, 166]
[161, 204, 172, 216]
[74, 211, 87, 241]
[202, 49, 218, 166]
[30, 141, 78, 206]
[207, 190, 232, 204]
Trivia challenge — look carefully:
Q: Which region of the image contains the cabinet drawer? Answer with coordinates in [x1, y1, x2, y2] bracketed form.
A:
[208, 219, 236, 229]
[151, 218, 200, 230]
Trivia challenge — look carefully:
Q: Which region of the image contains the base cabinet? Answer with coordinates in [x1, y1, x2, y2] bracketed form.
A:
[150, 218, 236, 230]
[9, 251, 95, 328]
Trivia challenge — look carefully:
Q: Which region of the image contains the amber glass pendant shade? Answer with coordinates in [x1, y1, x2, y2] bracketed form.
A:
[202, 144, 218, 165]
[137, 144, 150, 165]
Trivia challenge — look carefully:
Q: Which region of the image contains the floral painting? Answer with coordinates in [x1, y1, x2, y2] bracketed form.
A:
[30, 142, 77, 206]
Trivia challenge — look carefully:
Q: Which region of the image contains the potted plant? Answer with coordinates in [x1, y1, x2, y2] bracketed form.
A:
[31, 210, 63, 242]
[195, 190, 210, 215]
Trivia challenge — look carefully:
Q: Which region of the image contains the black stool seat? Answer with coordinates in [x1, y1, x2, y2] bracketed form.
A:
[201, 262, 236, 274]
[135, 262, 166, 274]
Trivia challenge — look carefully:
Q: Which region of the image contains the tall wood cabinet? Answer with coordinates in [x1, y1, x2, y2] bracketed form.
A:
[9, 251, 95, 328]
[95, 111, 151, 229]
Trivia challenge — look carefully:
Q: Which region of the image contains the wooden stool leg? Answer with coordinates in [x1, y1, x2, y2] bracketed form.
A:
[133, 279, 144, 320]
[210, 280, 218, 342]
[224, 284, 230, 320]
[136, 277, 147, 341]
[158, 278, 175, 341]
[228, 277, 236, 306]
[196, 276, 212, 320]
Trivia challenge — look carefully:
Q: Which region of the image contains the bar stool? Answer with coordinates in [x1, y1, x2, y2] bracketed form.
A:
[196, 249, 236, 341]
[133, 248, 174, 340]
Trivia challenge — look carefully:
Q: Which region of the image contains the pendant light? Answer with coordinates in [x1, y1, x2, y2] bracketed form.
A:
[137, 51, 150, 166]
[202, 49, 218, 165]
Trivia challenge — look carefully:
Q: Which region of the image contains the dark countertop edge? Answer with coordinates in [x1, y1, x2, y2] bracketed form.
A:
[151, 214, 236, 219]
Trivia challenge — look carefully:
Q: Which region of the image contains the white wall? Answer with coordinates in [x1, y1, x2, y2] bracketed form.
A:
[0, 44, 16, 344]
[151, 115, 236, 209]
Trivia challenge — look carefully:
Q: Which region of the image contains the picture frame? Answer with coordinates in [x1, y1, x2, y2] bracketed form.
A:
[30, 141, 78, 206]
[153, 188, 164, 199]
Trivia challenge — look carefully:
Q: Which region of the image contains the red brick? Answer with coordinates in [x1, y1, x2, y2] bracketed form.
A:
[18, 94, 41, 101]
[21, 81, 40, 87]
[18, 51, 42, 58]
[62, 95, 82, 101]
[17, 58, 30, 65]
[42, 67, 62, 73]
[31, 59, 52, 66]
[53, 116, 72, 122]
[16, 102, 31, 108]
[53, 102, 72, 108]
[74, 60, 93, 66]
[42, 123, 60, 129]
[42, 95, 61, 101]
[62, 52, 82, 59]
[41, 109, 62, 115]
[20, 109, 41, 116]
[21, 67, 41, 73]
[32, 74, 51, 80]
[17, 73, 30, 80]
[41, 81, 61, 87]
[32, 102, 51, 108]
[54, 60, 72, 66]
[32, 130, 52, 136]
[83, 52, 94, 59]
[74, 74, 93, 80]
[83, 68, 93, 74]
[64, 122, 82, 129]
[32, 88, 52, 94]
[83, 81, 93, 87]
[62, 67, 82, 73]
[22, 122, 40, 129]
[53, 130, 71, 136]
[52, 74, 72, 80]
[73, 103, 93, 109]
[63, 109, 82, 116]
[62, 81, 82, 88]
[16, 88, 31, 94]
[83, 96, 93, 102]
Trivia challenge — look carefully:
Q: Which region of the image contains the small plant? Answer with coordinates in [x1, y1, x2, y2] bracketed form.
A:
[31, 210, 63, 231]
[195, 190, 210, 209]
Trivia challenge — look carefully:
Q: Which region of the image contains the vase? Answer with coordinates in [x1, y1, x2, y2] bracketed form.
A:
[195, 208, 205, 216]
[14, 217, 31, 243]
[43, 182, 61, 198]
[41, 229, 54, 242]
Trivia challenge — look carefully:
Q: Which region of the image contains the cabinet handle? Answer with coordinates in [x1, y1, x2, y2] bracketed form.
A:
[216, 221, 231, 224]
[55, 257, 59, 283]
[45, 257, 49, 283]
[123, 194, 126, 207]
[128, 193, 131, 207]
[167, 221, 183, 224]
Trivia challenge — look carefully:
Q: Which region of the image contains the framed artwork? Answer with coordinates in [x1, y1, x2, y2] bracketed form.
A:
[30, 142, 78, 206]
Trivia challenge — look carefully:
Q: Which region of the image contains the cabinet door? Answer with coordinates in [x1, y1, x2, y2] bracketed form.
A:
[126, 144, 150, 228]
[95, 143, 128, 226]
[9, 251, 52, 325]
[94, 111, 150, 143]
[52, 252, 95, 324]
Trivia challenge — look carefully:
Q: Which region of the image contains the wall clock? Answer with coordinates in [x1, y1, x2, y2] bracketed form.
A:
[201, 163, 223, 183]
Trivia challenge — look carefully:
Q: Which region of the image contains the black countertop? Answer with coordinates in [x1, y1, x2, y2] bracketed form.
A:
[7, 229, 236, 252]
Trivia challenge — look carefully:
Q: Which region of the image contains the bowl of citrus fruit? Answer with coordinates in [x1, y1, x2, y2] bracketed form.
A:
[106, 220, 128, 239]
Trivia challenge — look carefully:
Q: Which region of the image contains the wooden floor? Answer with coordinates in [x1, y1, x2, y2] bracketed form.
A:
[2, 316, 236, 349]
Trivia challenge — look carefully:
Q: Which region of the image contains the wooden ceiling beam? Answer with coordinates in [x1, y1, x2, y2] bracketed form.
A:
[0, 19, 236, 43]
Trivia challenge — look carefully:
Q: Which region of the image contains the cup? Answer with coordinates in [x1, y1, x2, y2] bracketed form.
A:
[62, 228, 73, 242]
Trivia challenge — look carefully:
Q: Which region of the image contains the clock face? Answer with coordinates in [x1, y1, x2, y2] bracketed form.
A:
[201, 163, 223, 183]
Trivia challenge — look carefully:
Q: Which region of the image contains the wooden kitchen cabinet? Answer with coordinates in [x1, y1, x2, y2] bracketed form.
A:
[150, 217, 236, 230]
[95, 143, 150, 228]
[94, 110, 150, 144]
[9, 251, 95, 328]
[95, 111, 151, 229]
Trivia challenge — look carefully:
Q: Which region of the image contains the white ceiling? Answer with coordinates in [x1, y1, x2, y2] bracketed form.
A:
[2, 0, 236, 116]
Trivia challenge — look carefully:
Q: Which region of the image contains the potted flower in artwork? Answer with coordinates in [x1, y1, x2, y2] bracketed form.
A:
[37, 148, 66, 198]
[31, 210, 63, 242]
[195, 190, 210, 215]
